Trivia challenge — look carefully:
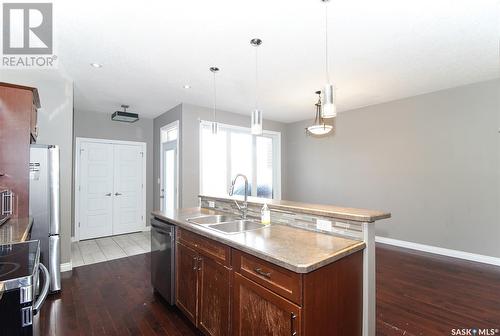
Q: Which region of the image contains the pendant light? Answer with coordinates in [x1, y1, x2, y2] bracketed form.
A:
[209, 66, 220, 134]
[306, 91, 333, 136]
[250, 38, 263, 135]
[321, 0, 336, 119]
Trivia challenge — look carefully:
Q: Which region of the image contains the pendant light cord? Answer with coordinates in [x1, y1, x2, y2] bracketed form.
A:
[255, 45, 259, 110]
[325, 2, 330, 83]
[213, 71, 217, 122]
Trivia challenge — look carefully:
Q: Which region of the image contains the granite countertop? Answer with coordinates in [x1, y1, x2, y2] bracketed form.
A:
[152, 208, 365, 273]
[0, 217, 33, 244]
[201, 194, 391, 223]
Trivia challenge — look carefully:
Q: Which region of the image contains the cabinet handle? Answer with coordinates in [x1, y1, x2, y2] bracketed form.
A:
[254, 267, 271, 278]
[192, 256, 197, 270]
[197, 257, 202, 271]
[290, 312, 297, 336]
[115, 192, 122, 196]
[104, 193, 112, 196]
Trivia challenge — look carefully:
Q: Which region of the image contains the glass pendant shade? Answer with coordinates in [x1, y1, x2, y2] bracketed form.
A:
[321, 84, 336, 118]
[306, 91, 333, 136]
[251, 109, 263, 135]
[307, 123, 333, 135]
[211, 121, 218, 134]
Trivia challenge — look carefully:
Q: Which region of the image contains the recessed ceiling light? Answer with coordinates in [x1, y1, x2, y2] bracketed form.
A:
[90, 63, 103, 68]
[183, 84, 191, 89]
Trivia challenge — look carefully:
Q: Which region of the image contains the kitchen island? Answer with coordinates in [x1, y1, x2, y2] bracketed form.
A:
[152, 195, 390, 336]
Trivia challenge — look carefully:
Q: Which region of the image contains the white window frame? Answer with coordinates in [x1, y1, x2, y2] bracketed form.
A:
[159, 120, 180, 211]
[199, 120, 281, 200]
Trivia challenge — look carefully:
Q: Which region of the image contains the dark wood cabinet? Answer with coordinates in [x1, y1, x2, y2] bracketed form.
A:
[0, 82, 40, 218]
[176, 242, 198, 324]
[176, 230, 231, 336]
[175, 227, 363, 336]
[198, 255, 231, 336]
[233, 272, 301, 336]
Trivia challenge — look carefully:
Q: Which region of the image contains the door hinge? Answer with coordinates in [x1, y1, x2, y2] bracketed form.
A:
[80, 148, 84, 154]
[140, 151, 144, 157]
[78, 222, 80, 228]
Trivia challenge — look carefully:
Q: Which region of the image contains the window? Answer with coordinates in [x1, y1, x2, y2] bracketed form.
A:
[161, 126, 178, 143]
[200, 121, 281, 199]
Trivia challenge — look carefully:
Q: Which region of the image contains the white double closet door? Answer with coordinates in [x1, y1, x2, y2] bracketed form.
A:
[78, 140, 145, 240]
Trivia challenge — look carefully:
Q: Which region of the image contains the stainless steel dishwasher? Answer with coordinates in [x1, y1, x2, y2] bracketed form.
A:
[150, 218, 176, 305]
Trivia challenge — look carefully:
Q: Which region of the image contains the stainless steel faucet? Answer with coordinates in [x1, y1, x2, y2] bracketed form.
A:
[229, 174, 249, 219]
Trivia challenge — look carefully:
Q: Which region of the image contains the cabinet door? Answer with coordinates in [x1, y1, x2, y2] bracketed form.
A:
[176, 242, 199, 324]
[233, 273, 301, 336]
[198, 256, 231, 336]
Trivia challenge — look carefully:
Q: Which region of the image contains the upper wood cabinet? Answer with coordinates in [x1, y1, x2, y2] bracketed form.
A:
[0, 82, 41, 218]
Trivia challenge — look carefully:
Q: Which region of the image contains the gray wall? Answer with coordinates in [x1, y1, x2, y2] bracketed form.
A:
[181, 103, 288, 207]
[153, 104, 182, 209]
[73, 109, 154, 227]
[284, 79, 500, 258]
[1, 71, 74, 263]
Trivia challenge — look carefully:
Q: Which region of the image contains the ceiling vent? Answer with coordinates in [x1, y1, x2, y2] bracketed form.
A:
[111, 104, 139, 123]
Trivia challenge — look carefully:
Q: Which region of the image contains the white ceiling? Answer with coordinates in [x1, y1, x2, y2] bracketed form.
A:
[54, 0, 499, 122]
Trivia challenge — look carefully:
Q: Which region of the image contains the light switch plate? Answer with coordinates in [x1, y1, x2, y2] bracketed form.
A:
[207, 201, 215, 208]
[316, 219, 333, 232]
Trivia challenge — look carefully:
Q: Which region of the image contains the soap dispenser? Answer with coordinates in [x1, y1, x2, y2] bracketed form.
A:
[261, 203, 271, 225]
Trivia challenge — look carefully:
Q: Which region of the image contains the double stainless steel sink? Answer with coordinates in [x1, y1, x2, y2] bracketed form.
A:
[187, 215, 267, 234]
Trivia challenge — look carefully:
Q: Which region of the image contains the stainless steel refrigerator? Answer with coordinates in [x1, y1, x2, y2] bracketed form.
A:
[29, 144, 61, 293]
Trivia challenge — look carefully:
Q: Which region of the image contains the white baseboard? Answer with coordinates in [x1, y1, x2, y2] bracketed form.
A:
[375, 236, 500, 267]
[60, 261, 73, 272]
[71, 236, 78, 243]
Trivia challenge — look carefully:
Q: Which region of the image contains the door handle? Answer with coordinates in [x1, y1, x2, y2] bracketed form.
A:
[33, 263, 50, 315]
[115, 192, 122, 196]
[105, 193, 112, 196]
[290, 312, 297, 336]
[254, 267, 272, 278]
[197, 257, 202, 271]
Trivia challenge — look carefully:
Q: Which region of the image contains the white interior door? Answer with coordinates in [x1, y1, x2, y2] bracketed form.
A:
[79, 142, 114, 240]
[160, 140, 177, 214]
[112, 144, 144, 235]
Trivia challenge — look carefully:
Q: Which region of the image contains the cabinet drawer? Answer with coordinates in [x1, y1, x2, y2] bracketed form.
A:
[233, 249, 302, 305]
[177, 228, 230, 266]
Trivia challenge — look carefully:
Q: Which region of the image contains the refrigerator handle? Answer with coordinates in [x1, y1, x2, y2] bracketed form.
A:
[33, 263, 50, 315]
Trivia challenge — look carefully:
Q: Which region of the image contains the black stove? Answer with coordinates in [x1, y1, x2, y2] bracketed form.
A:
[0, 240, 48, 336]
[0, 241, 38, 283]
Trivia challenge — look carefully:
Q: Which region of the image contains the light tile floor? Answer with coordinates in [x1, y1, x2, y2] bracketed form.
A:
[72, 231, 151, 267]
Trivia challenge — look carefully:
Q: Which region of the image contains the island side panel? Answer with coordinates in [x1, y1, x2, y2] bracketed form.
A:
[302, 250, 363, 335]
[362, 222, 376, 336]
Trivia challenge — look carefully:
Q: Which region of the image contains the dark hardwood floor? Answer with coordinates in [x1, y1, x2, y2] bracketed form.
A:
[376, 244, 500, 336]
[38, 244, 500, 335]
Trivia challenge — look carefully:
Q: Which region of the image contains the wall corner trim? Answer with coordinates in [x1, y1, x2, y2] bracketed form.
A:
[375, 236, 500, 267]
[60, 261, 73, 273]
